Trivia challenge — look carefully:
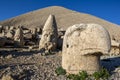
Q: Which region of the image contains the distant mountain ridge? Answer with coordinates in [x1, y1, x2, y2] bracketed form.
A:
[0, 6, 120, 41]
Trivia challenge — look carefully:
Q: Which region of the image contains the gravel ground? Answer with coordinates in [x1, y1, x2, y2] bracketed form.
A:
[0, 48, 67, 80]
[0, 48, 120, 80]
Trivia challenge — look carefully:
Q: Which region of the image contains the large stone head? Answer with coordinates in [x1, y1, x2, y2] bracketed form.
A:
[63, 23, 111, 55]
[62, 23, 111, 74]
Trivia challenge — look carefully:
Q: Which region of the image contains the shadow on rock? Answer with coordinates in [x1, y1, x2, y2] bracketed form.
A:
[101, 56, 120, 73]
[0, 48, 41, 58]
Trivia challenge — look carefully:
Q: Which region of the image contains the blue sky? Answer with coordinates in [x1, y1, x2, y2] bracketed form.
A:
[0, 0, 120, 25]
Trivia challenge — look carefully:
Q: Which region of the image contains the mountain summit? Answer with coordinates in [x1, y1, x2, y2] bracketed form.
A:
[0, 6, 120, 41]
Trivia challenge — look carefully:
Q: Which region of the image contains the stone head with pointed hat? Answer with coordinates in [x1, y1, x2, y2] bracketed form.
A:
[39, 14, 58, 52]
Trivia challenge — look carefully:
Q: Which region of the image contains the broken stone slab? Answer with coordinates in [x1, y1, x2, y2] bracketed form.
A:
[62, 23, 111, 74]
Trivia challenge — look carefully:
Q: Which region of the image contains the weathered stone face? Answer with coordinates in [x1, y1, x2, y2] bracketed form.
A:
[62, 23, 111, 74]
[110, 40, 120, 56]
[14, 27, 24, 47]
[39, 15, 58, 51]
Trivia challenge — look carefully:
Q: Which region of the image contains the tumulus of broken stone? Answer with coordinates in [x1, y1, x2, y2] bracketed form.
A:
[62, 23, 111, 74]
[39, 15, 58, 52]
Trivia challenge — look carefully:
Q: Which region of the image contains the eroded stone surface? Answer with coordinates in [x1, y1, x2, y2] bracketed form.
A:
[14, 26, 24, 47]
[62, 23, 111, 74]
[6, 30, 14, 39]
[39, 15, 58, 52]
[2, 75, 14, 80]
[110, 40, 120, 56]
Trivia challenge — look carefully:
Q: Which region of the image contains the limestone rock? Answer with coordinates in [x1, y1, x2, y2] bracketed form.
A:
[23, 30, 31, 34]
[32, 28, 37, 35]
[9, 26, 15, 31]
[24, 33, 32, 40]
[62, 23, 111, 74]
[2, 75, 14, 80]
[39, 15, 58, 52]
[6, 31, 14, 39]
[5, 26, 15, 39]
[0, 30, 5, 37]
[14, 26, 24, 47]
[110, 40, 120, 55]
[5, 54, 13, 59]
[111, 39, 120, 47]
[4, 26, 10, 32]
